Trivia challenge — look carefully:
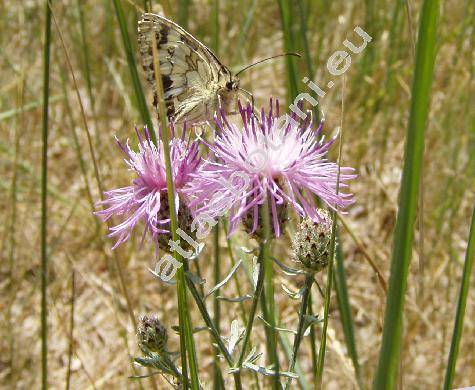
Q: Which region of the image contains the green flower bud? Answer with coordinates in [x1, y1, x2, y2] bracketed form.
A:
[292, 209, 333, 274]
[137, 315, 168, 354]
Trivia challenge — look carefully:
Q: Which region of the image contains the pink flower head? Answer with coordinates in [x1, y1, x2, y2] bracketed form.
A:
[189, 99, 356, 237]
[95, 126, 201, 248]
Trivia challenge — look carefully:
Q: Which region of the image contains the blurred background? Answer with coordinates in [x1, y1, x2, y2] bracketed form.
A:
[0, 0, 474, 388]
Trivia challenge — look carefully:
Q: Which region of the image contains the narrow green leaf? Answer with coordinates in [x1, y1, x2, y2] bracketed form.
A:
[443, 206, 475, 389]
[296, 0, 319, 122]
[372, 1, 439, 388]
[334, 228, 363, 389]
[41, 1, 53, 389]
[277, 0, 299, 103]
[0, 95, 63, 122]
[178, 0, 191, 29]
[112, 0, 155, 143]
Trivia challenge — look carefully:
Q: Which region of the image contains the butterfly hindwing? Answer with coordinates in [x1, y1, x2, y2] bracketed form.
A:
[138, 13, 233, 124]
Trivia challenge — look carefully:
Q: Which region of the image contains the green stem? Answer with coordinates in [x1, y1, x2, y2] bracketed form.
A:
[237, 249, 266, 368]
[334, 227, 364, 389]
[443, 206, 475, 389]
[112, 0, 155, 143]
[260, 198, 279, 389]
[285, 274, 314, 390]
[297, 0, 319, 122]
[75, 0, 98, 138]
[315, 217, 337, 389]
[308, 293, 318, 385]
[178, 0, 191, 29]
[316, 75, 346, 388]
[212, 223, 225, 390]
[373, 0, 439, 387]
[185, 277, 243, 390]
[65, 271, 75, 390]
[277, 0, 299, 103]
[223, 220, 259, 388]
[150, 31, 199, 390]
[41, 1, 52, 388]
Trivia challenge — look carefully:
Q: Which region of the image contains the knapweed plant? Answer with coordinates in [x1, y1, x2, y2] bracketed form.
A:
[96, 95, 355, 389]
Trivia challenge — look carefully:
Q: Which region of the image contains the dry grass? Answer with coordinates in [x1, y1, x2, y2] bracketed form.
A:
[1, 0, 474, 388]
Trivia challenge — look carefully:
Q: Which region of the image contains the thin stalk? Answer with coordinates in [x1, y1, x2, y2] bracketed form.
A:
[8, 71, 25, 390]
[232, 0, 257, 64]
[143, 0, 152, 12]
[372, 0, 439, 387]
[417, 176, 425, 303]
[50, 6, 150, 386]
[316, 76, 346, 389]
[75, 0, 97, 123]
[297, 0, 319, 122]
[379, 0, 405, 168]
[308, 293, 318, 385]
[443, 206, 475, 389]
[338, 215, 388, 293]
[333, 227, 363, 389]
[285, 274, 314, 390]
[40, 1, 52, 388]
[150, 32, 199, 389]
[277, 0, 299, 103]
[185, 278, 243, 390]
[210, 7, 224, 387]
[50, 0, 139, 328]
[225, 237, 248, 323]
[178, 0, 191, 29]
[0, 95, 63, 122]
[57, 55, 95, 213]
[315, 217, 338, 388]
[212, 223, 225, 390]
[237, 249, 266, 367]
[211, 0, 219, 58]
[278, 332, 309, 390]
[260, 198, 280, 389]
[112, 0, 155, 143]
[65, 271, 76, 390]
[223, 220, 258, 388]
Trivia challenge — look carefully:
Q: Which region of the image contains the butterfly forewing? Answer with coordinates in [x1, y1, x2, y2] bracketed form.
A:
[138, 13, 233, 124]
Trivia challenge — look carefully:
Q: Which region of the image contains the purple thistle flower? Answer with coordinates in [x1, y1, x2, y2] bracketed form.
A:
[189, 99, 356, 237]
[95, 126, 201, 249]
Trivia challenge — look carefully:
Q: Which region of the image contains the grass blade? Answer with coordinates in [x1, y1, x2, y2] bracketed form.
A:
[372, 0, 439, 388]
[0, 95, 63, 122]
[178, 0, 191, 29]
[277, 0, 299, 103]
[296, 0, 319, 122]
[65, 271, 76, 390]
[316, 78, 346, 388]
[443, 206, 475, 389]
[333, 227, 363, 389]
[40, 1, 53, 388]
[112, 0, 155, 143]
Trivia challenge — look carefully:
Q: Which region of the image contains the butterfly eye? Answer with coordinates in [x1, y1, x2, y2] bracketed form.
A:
[226, 81, 234, 90]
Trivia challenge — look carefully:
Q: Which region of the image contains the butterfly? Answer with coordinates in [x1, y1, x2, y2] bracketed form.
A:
[138, 13, 240, 125]
[138, 13, 298, 125]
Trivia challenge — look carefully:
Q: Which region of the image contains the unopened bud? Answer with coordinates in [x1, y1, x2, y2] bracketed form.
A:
[137, 314, 168, 354]
[292, 209, 333, 273]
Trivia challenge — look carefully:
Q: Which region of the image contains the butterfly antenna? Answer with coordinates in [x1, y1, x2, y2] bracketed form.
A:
[234, 52, 301, 78]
